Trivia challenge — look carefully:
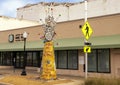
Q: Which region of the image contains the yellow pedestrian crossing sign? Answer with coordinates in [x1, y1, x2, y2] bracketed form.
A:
[84, 46, 91, 53]
[82, 21, 93, 40]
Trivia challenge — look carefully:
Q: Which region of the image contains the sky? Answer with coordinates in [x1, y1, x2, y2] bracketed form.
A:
[0, 0, 84, 18]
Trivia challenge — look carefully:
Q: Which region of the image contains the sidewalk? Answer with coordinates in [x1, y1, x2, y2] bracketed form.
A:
[0, 68, 84, 85]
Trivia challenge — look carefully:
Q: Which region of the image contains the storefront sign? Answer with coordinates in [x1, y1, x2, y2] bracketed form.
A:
[8, 34, 14, 43]
[8, 33, 24, 42]
[15, 34, 24, 41]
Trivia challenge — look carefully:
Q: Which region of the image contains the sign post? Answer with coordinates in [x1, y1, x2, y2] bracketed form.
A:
[81, 0, 93, 79]
[84, 0, 88, 79]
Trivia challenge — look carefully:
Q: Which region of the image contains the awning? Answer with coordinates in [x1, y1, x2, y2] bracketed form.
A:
[0, 34, 120, 51]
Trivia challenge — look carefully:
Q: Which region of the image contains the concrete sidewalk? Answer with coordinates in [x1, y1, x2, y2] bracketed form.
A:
[0, 68, 84, 85]
[54, 80, 84, 85]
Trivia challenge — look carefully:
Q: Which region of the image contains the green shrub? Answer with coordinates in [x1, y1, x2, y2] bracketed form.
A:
[84, 78, 120, 85]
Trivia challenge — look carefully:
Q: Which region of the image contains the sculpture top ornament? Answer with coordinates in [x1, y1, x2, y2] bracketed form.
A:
[43, 15, 56, 42]
[40, 6, 61, 42]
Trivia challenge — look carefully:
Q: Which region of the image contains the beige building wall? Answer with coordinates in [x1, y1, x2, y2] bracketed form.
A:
[0, 14, 120, 43]
[111, 49, 120, 78]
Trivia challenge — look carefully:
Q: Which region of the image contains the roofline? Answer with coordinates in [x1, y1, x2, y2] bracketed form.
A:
[17, 1, 85, 10]
[0, 15, 39, 23]
[0, 25, 41, 32]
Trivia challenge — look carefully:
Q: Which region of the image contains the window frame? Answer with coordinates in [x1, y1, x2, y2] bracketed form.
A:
[26, 51, 41, 67]
[0, 52, 13, 66]
[55, 50, 78, 70]
[88, 49, 111, 73]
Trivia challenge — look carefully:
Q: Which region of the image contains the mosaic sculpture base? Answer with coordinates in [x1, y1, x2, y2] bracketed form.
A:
[40, 41, 57, 80]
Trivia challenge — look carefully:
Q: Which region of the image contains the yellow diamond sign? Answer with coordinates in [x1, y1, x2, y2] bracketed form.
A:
[84, 46, 91, 53]
[82, 21, 93, 40]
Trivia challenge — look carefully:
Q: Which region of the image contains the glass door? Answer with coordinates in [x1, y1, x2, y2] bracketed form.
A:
[14, 52, 24, 68]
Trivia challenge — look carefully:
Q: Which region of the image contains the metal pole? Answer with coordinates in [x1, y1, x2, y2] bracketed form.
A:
[24, 38, 26, 72]
[85, 0, 87, 22]
[21, 38, 27, 75]
[85, 0, 88, 79]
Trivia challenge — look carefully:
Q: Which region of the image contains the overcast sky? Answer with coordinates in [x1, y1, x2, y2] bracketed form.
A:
[0, 0, 84, 18]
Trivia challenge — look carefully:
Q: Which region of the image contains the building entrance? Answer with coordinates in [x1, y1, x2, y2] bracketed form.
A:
[0, 51, 41, 68]
[13, 52, 24, 68]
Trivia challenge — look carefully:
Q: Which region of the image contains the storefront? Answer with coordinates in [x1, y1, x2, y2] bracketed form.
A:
[0, 14, 120, 77]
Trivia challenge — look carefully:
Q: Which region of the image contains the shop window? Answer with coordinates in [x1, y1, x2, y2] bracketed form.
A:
[0, 51, 42, 67]
[20, 52, 24, 67]
[55, 51, 57, 68]
[68, 50, 78, 69]
[98, 49, 110, 72]
[0, 52, 12, 66]
[55, 50, 78, 70]
[88, 49, 110, 73]
[33, 52, 38, 67]
[26, 51, 42, 67]
[27, 52, 33, 66]
[39, 51, 43, 67]
[26, 51, 41, 67]
[88, 50, 97, 72]
[57, 50, 67, 69]
[36, 51, 41, 67]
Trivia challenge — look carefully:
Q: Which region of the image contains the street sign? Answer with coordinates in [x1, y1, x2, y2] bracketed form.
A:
[84, 46, 91, 53]
[82, 21, 93, 40]
[84, 42, 92, 45]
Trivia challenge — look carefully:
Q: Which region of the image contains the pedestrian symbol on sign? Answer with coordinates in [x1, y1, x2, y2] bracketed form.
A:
[81, 21, 93, 40]
[85, 24, 89, 38]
